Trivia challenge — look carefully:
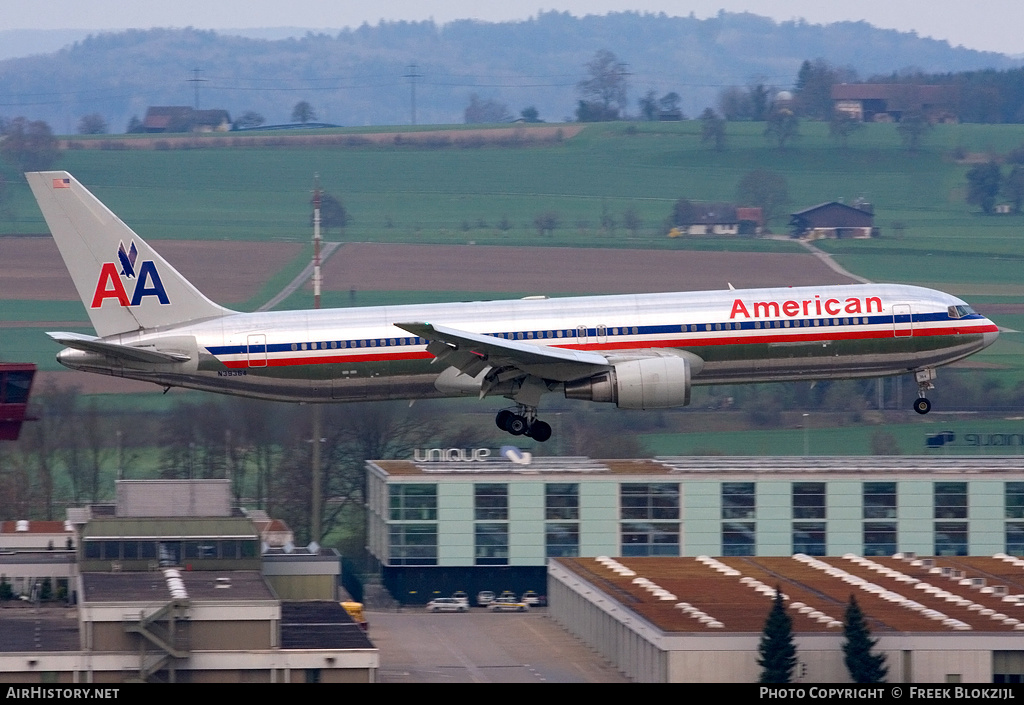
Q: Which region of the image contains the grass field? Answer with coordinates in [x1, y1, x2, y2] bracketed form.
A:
[2, 121, 1023, 258]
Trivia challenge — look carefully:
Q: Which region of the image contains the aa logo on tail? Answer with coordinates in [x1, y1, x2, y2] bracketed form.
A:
[91, 241, 170, 308]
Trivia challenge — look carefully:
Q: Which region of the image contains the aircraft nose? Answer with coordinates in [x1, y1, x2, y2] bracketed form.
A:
[983, 325, 1000, 349]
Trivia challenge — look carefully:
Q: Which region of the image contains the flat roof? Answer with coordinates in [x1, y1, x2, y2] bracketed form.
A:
[0, 605, 79, 652]
[81, 570, 275, 603]
[280, 601, 374, 650]
[555, 554, 1024, 635]
[82, 517, 259, 540]
[370, 456, 1024, 479]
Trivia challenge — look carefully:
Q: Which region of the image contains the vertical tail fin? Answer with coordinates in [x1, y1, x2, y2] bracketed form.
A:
[26, 171, 233, 338]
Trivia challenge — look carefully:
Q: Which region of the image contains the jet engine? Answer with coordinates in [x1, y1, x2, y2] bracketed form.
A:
[563, 356, 691, 409]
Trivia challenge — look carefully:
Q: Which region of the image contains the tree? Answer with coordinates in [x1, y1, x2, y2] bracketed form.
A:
[758, 587, 798, 683]
[843, 595, 888, 683]
[795, 59, 857, 120]
[670, 198, 698, 228]
[77, 113, 108, 135]
[896, 112, 932, 152]
[738, 169, 789, 230]
[764, 108, 799, 149]
[748, 83, 772, 122]
[622, 207, 642, 238]
[464, 93, 512, 124]
[966, 161, 1002, 214]
[699, 108, 726, 151]
[533, 210, 560, 237]
[519, 106, 542, 123]
[312, 192, 348, 234]
[577, 49, 629, 121]
[0, 117, 60, 172]
[829, 110, 862, 148]
[291, 101, 317, 124]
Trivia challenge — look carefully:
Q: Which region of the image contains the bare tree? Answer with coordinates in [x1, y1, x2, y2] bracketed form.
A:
[576, 49, 629, 121]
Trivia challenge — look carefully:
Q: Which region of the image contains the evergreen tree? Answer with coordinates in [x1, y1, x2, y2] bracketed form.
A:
[758, 587, 798, 683]
[843, 595, 888, 683]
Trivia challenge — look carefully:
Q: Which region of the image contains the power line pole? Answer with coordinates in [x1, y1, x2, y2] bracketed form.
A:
[403, 63, 423, 125]
[187, 67, 207, 110]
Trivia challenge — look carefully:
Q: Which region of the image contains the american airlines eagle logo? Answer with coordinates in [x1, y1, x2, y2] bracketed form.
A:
[117, 241, 138, 278]
[90, 241, 170, 308]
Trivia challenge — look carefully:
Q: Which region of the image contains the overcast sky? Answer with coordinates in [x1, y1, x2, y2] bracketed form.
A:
[4, 1, 1023, 56]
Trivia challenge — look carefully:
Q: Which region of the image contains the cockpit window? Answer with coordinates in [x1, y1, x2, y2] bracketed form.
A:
[948, 305, 976, 319]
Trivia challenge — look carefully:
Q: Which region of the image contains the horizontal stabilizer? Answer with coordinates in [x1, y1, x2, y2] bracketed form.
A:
[48, 332, 192, 364]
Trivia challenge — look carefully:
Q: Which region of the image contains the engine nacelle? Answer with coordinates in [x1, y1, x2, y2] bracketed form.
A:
[563, 356, 691, 409]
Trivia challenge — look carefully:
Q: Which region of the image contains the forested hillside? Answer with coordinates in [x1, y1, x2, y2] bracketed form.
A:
[1, 11, 1020, 133]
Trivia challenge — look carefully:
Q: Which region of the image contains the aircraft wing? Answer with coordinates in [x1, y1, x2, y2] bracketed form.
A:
[47, 332, 192, 364]
[395, 322, 610, 382]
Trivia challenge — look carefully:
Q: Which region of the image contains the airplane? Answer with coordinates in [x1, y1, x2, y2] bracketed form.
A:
[27, 171, 1000, 443]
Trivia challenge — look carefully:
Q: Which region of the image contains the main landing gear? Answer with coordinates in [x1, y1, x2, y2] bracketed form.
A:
[913, 367, 936, 415]
[495, 407, 552, 442]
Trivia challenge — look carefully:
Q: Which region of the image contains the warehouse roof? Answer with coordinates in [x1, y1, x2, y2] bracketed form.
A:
[556, 554, 1024, 634]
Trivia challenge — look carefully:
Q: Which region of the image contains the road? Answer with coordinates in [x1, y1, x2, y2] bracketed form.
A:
[366, 608, 628, 684]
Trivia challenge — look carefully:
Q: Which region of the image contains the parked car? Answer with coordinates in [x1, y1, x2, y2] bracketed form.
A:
[452, 591, 469, 607]
[476, 590, 496, 607]
[426, 597, 468, 613]
[498, 590, 517, 601]
[521, 590, 545, 606]
[488, 597, 529, 612]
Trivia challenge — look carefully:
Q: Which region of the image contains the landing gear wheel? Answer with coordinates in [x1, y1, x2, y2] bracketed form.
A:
[914, 397, 932, 415]
[507, 415, 529, 436]
[495, 410, 514, 431]
[528, 421, 552, 442]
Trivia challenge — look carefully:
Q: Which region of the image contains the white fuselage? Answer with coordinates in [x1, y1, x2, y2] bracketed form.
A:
[56, 282, 999, 404]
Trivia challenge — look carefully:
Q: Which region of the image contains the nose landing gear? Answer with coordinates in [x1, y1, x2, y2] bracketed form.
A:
[495, 407, 552, 442]
[913, 368, 936, 415]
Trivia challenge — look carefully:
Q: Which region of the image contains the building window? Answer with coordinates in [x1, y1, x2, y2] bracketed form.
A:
[935, 482, 967, 519]
[864, 482, 897, 519]
[545, 522, 580, 557]
[389, 524, 438, 566]
[864, 522, 898, 557]
[546, 483, 579, 520]
[722, 482, 755, 519]
[620, 484, 679, 556]
[621, 522, 680, 557]
[389, 484, 437, 521]
[793, 522, 826, 555]
[475, 523, 508, 565]
[935, 522, 968, 556]
[793, 482, 826, 519]
[722, 522, 756, 556]
[474, 484, 508, 521]
[621, 483, 680, 520]
[1007, 523, 1024, 556]
[1007, 483, 1024, 519]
